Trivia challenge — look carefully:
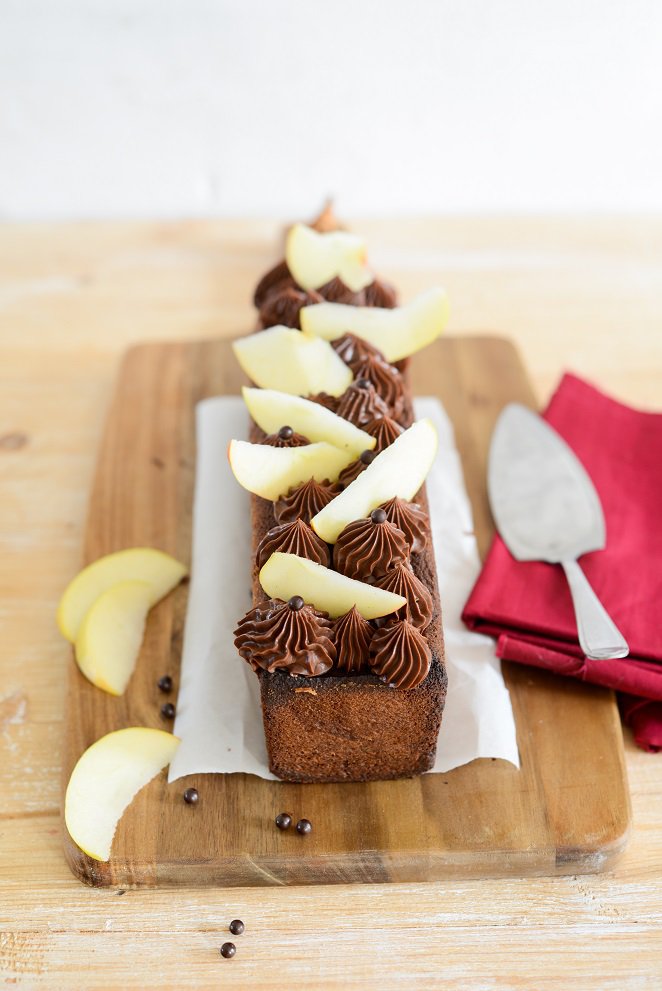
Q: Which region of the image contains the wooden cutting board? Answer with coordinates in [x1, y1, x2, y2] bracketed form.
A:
[61, 336, 630, 887]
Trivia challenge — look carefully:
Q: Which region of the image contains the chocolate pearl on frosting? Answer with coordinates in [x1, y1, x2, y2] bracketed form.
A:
[157, 675, 173, 693]
[378, 497, 430, 554]
[255, 519, 331, 569]
[338, 448, 376, 488]
[183, 787, 199, 805]
[296, 818, 313, 835]
[234, 598, 336, 676]
[275, 812, 293, 830]
[220, 942, 236, 959]
[229, 920, 245, 936]
[352, 354, 405, 419]
[333, 513, 409, 583]
[335, 379, 389, 427]
[261, 427, 310, 448]
[160, 702, 176, 720]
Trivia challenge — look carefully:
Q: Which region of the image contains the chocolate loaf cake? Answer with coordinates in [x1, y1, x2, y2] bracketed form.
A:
[232, 211, 448, 783]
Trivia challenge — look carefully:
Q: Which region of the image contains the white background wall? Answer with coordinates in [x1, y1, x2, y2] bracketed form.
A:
[1, 0, 661, 220]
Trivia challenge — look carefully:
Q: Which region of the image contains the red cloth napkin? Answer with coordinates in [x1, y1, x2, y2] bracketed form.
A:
[462, 373, 662, 751]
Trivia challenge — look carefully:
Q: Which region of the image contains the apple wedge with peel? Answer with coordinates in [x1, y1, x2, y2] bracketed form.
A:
[57, 548, 188, 643]
[242, 387, 375, 458]
[311, 418, 438, 543]
[285, 223, 373, 293]
[228, 439, 354, 501]
[233, 326, 352, 397]
[74, 581, 153, 695]
[300, 287, 450, 363]
[259, 552, 406, 620]
[65, 727, 180, 862]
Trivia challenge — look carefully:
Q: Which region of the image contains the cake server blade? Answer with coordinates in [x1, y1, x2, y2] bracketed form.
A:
[487, 403, 628, 661]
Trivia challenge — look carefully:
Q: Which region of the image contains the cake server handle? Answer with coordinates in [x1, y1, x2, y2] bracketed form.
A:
[560, 559, 629, 661]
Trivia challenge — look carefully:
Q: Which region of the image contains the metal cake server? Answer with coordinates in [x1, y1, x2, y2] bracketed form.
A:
[488, 403, 629, 661]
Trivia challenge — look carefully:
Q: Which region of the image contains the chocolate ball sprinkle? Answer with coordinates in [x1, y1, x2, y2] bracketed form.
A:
[359, 449, 376, 465]
[296, 818, 312, 836]
[157, 675, 173, 693]
[370, 508, 387, 524]
[220, 942, 236, 959]
[229, 919, 245, 936]
[278, 425, 294, 439]
[160, 702, 176, 720]
[288, 595, 305, 612]
[355, 378, 370, 389]
[183, 787, 199, 805]
[275, 812, 292, 830]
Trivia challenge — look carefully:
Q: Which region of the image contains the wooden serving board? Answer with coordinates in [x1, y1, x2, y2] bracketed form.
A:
[61, 336, 630, 887]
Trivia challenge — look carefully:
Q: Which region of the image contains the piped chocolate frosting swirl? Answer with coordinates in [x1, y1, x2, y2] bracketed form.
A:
[333, 605, 372, 674]
[318, 277, 365, 305]
[234, 596, 336, 677]
[378, 497, 429, 554]
[259, 286, 323, 329]
[363, 415, 404, 452]
[335, 379, 389, 427]
[261, 425, 310, 448]
[274, 477, 342, 525]
[374, 562, 434, 630]
[255, 519, 330, 569]
[332, 334, 386, 374]
[333, 508, 410, 582]
[306, 392, 339, 413]
[253, 260, 293, 308]
[363, 279, 398, 308]
[369, 619, 431, 690]
[351, 354, 405, 418]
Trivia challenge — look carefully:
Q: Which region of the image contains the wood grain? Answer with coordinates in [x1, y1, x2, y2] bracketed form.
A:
[2, 217, 661, 988]
[60, 336, 630, 887]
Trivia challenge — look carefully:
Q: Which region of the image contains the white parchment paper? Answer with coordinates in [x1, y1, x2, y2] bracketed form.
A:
[168, 396, 519, 782]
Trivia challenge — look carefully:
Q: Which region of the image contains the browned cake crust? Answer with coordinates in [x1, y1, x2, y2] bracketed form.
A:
[248, 395, 448, 783]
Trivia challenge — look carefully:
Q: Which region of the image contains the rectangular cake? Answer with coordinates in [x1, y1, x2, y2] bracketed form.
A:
[231, 208, 449, 782]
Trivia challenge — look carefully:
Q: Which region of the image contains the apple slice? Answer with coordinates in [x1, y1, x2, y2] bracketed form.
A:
[65, 727, 180, 862]
[311, 418, 438, 543]
[300, 287, 450, 363]
[228, 439, 353, 501]
[74, 581, 153, 695]
[233, 325, 352, 397]
[57, 548, 187, 643]
[285, 223, 373, 293]
[242, 387, 375, 458]
[259, 552, 406, 620]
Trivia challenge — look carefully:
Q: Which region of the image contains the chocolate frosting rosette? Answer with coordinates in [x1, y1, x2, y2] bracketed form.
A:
[370, 619, 432, 690]
[234, 596, 336, 677]
[333, 509, 410, 582]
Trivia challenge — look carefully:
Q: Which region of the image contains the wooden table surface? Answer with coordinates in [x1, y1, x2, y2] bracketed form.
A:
[1, 217, 661, 989]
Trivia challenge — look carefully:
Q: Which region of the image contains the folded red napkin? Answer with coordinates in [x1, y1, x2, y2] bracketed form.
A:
[462, 373, 662, 751]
